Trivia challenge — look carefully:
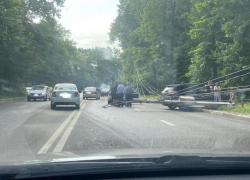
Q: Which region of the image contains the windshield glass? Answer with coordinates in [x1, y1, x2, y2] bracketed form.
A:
[85, 87, 96, 91]
[1, 0, 250, 175]
[55, 85, 76, 90]
[102, 88, 110, 91]
[32, 86, 45, 90]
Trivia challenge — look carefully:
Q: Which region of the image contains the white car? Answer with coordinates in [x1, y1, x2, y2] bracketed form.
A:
[51, 83, 80, 110]
[27, 85, 51, 101]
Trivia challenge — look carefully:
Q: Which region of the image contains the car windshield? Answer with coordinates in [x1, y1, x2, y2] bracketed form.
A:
[55, 85, 76, 90]
[32, 86, 45, 90]
[1, 0, 250, 176]
[85, 87, 96, 91]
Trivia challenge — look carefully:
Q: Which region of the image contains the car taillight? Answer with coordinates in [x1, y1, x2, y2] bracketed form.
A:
[74, 92, 79, 97]
[52, 92, 56, 97]
[168, 91, 176, 95]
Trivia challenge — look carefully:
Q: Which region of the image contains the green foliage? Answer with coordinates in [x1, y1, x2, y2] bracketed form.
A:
[219, 103, 250, 114]
[110, 0, 250, 94]
[0, 0, 120, 95]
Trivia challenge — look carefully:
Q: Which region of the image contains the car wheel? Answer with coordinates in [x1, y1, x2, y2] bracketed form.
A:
[27, 97, 31, 101]
[44, 96, 47, 101]
[76, 104, 80, 110]
[168, 105, 177, 110]
[51, 104, 56, 109]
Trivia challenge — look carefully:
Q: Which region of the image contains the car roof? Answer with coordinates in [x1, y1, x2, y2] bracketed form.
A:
[33, 85, 48, 87]
[55, 83, 76, 86]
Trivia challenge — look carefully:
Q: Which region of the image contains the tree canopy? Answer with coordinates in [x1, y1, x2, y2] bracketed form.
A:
[0, 0, 120, 96]
[110, 0, 250, 94]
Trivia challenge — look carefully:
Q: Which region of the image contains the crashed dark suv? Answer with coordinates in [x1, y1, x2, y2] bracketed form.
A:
[160, 84, 229, 101]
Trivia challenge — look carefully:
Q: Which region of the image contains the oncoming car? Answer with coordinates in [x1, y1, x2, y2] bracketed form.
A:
[83, 87, 100, 100]
[27, 85, 51, 101]
[101, 88, 110, 97]
[51, 83, 80, 110]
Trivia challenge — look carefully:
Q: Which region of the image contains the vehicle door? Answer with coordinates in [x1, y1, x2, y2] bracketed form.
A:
[48, 87, 53, 98]
[185, 84, 198, 97]
[177, 85, 187, 96]
[45, 87, 50, 98]
[196, 87, 212, 101]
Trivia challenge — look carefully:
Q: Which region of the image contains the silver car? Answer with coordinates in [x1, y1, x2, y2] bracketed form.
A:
[83, 87, 101, 100]
[27, 85, 51, 101]
[51, 83, 80, 110]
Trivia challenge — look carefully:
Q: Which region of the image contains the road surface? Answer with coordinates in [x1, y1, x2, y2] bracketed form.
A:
[0, 96, 250, 160]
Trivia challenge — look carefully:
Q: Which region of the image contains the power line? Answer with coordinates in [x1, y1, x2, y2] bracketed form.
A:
[180, 67, 250, 92]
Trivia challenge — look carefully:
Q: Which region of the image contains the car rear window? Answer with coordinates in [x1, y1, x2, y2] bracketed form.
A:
[54, 85, 76, 90]
[85, 87, 96, 91]
[162, 86, 174, 93]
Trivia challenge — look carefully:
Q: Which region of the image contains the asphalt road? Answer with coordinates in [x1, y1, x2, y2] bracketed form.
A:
[0, 96, 250, 160]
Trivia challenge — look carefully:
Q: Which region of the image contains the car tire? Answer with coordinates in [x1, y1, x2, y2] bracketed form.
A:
[76, 104, 80, 110]
[44, 96, 47, 101]
[51, 104, 56, 110]
[27, 97, 31, 101]
[168, 105, 177, 110]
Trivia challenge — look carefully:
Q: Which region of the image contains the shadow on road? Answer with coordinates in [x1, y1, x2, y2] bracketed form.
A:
[165, 107, 203, 112]
[53, 106, 77, 111]
[85, 98, 101, 101]
[27, 100, 48, 103]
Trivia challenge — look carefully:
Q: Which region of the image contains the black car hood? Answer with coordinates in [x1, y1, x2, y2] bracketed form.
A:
[2, 148, 250, 165]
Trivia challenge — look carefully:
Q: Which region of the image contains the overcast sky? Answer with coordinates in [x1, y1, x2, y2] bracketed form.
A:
[58, 0, 120, 49]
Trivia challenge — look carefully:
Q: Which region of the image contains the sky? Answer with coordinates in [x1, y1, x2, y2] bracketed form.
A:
[58, 0, 120, 49]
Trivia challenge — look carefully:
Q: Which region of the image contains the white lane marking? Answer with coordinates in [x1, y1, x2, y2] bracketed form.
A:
[37, 101, 85, 154]
[37, 111, 77, 154]
[135, 108, 141, 111]
[160, 120, 175, 126]
[20, 106, 27, 108]
[53, 102, 86, 152]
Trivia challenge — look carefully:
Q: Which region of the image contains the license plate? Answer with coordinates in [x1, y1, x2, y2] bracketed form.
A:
[34, 94, 38, 96]
[60, 93, 71, 98]
[86, 92, 91, 94]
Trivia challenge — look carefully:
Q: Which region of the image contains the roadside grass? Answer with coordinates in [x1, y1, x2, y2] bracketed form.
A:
[219, 102, 250, 114]
[0, 92, 26, 100]
[140, 95, 160, 99]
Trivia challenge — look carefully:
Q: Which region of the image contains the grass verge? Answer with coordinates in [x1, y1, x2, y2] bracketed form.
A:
[0, 92, 26, 100]
[218, 102, 250, 114]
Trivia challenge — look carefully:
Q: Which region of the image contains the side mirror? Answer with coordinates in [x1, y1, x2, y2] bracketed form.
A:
[78, 91, 82, 93]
